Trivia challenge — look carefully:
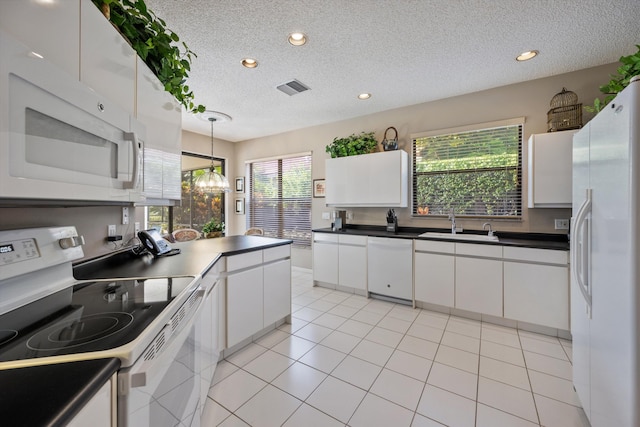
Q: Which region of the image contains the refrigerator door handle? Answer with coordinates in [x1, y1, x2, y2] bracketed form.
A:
[572, 188, 592, 316]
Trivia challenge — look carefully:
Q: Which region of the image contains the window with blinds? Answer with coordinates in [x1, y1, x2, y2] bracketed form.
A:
[412, 120, 523, 218]
[249, 155, 312, 247]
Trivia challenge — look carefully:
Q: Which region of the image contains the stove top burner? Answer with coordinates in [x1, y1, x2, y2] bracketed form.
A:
[0, 330, 18, 347]
[0, 276, 196, 364]
[27, 313, 134, 351]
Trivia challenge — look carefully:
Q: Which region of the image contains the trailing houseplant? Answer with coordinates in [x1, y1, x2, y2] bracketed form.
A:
[92, 0, 206, 113]
[325, 131, 378, 158]
[586, 44, 640, 113]
[202, 218, 225, 238]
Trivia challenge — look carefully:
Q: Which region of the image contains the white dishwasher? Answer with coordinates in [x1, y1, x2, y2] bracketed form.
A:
[367, 237, 413, 301]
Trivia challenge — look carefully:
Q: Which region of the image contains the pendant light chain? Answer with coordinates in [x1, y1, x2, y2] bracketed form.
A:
[194, 113, 230, 193]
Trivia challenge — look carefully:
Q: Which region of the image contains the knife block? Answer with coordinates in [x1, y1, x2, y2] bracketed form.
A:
[386, 218, 398, 233]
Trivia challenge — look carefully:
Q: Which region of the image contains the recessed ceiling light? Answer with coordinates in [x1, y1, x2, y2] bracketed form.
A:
[358, 93, 371, 100]
[288, 32, 307, 46]
[516, 50, 539, 61]
[241, 58, 258, 68]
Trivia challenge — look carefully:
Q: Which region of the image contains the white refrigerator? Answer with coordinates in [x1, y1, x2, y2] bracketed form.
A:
[571, 75, 640, 427]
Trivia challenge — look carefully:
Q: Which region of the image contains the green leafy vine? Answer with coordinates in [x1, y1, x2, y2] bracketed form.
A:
[92, 0, 205, 113]
[586, 44, 640, 113]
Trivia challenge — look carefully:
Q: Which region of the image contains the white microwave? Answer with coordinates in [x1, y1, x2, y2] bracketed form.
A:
[0, 29, 144, 203]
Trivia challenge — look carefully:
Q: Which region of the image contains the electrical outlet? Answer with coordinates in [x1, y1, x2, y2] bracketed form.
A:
[321, 211, 330, 220]
[346, 211, 353, 220]
[555, 219, 570, 230]
[108, 225, 116, 237]
[122, 207, 129, 225]
[134, 222, 141, 234]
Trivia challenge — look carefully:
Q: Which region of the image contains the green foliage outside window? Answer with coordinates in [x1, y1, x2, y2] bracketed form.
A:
[413, 124, 522, 217]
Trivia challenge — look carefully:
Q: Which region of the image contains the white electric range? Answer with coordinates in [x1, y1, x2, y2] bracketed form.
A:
[0, 226, 209, 427]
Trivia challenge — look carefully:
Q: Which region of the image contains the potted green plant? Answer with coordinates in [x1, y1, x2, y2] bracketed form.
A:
[202, 218, 225, 238]
[91, 0, 205, 113]
[586, 44, 640, 113]
[325, 131, 378, 158]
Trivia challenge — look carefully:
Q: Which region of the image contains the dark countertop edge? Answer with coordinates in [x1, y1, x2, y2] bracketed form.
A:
[0, 358, 120, 427]
[73, 235, 293, 280]
[313, 225, 569, 251]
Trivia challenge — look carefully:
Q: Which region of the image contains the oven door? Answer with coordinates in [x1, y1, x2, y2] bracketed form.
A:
[118, 287, 204, 427]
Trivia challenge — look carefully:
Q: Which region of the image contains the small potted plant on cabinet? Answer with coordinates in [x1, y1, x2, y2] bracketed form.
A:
[325, 131, 378, 158]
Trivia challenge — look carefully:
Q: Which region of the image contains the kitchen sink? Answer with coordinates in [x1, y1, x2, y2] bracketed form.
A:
[418, 231, 499, 242]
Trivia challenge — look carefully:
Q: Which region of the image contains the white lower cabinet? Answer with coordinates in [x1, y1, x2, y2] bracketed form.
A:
[225, 245, 292, 349]
[226, 265, 263, 348]
[338, 235, 367, 291]
[414, 240, 455, 307]
[367, 237, 413, 300]
[313, 233, 339, 285]
[503, 247, 569, 329]
[67, 375, 114, 427]
[264, 258, 292, 326]
[454, 243, 503, 317]
[313, 233, 367, 292]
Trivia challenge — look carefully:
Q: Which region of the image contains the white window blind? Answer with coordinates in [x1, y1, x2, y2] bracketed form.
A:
[412, 121, 523, 217]
[249, 155, 312, 246]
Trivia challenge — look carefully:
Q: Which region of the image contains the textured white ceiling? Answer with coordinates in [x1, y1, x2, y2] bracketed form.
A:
[145, 0, 640, 142]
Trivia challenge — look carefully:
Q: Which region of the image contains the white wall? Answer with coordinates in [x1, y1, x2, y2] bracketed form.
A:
[223, 62, 617, 268]
[0, 62, 617, 265]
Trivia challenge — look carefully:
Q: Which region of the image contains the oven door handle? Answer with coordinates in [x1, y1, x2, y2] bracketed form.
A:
[128, 287, 205, 390]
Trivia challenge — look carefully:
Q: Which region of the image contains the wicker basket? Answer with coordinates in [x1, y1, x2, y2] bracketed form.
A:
[547, 88, 582, 132]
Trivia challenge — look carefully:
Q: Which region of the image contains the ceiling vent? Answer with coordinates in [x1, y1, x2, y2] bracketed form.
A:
[276, 79, 310, 96]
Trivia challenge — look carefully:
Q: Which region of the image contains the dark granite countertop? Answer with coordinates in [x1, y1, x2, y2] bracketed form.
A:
[0, 358, 120, 427]
[74, 235, 293, 280]
[313, 225, 569, 251]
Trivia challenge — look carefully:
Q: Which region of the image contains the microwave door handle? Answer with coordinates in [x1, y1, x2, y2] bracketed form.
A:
[123, 132, 142, 190]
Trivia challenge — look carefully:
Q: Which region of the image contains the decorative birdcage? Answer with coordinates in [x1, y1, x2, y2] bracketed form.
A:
[547, 87, 582, 132]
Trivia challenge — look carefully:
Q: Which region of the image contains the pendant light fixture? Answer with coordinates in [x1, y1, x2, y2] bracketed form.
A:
[194, 111, 232, 193]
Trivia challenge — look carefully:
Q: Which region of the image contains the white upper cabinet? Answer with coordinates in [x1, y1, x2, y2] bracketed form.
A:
[326, 150, 409, 207]
[80, 1, 136, 115]
[136, 58, 182, 203]
[527, 130, 577, 208]
[0, 1, 80, 79]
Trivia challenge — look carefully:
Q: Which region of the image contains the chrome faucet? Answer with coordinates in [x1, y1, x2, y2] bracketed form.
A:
[448, 209, 456, 234]
[482, 222, 494, 236]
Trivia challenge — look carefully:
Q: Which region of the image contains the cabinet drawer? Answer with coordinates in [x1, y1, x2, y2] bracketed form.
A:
[313, 233, 339, 243]
[415, 239, 455, 254]
[503, 246, 568, 265]
[338, 234, 367, 246]
[226, 250, 263, 272]
[456, 243, 502, 258]
[263, 245, 291, 262]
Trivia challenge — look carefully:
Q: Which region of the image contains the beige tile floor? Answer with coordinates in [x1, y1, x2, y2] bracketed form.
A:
[201, 267, 590, 427]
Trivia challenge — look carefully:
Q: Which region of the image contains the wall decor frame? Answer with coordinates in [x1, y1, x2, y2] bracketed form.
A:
[235, 198, 245, 214]
[313, 179, 326, 198]
[235, 177, 244, 193]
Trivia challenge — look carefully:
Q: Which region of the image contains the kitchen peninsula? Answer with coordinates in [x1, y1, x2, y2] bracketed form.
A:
[1, 234, 292, 426]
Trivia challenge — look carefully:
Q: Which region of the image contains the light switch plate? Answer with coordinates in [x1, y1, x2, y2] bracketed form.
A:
[108, 225, 116, 236]
[322, 211, 330, 220]
[555, 219, 569, 230]
[122, 207, 129, 225]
